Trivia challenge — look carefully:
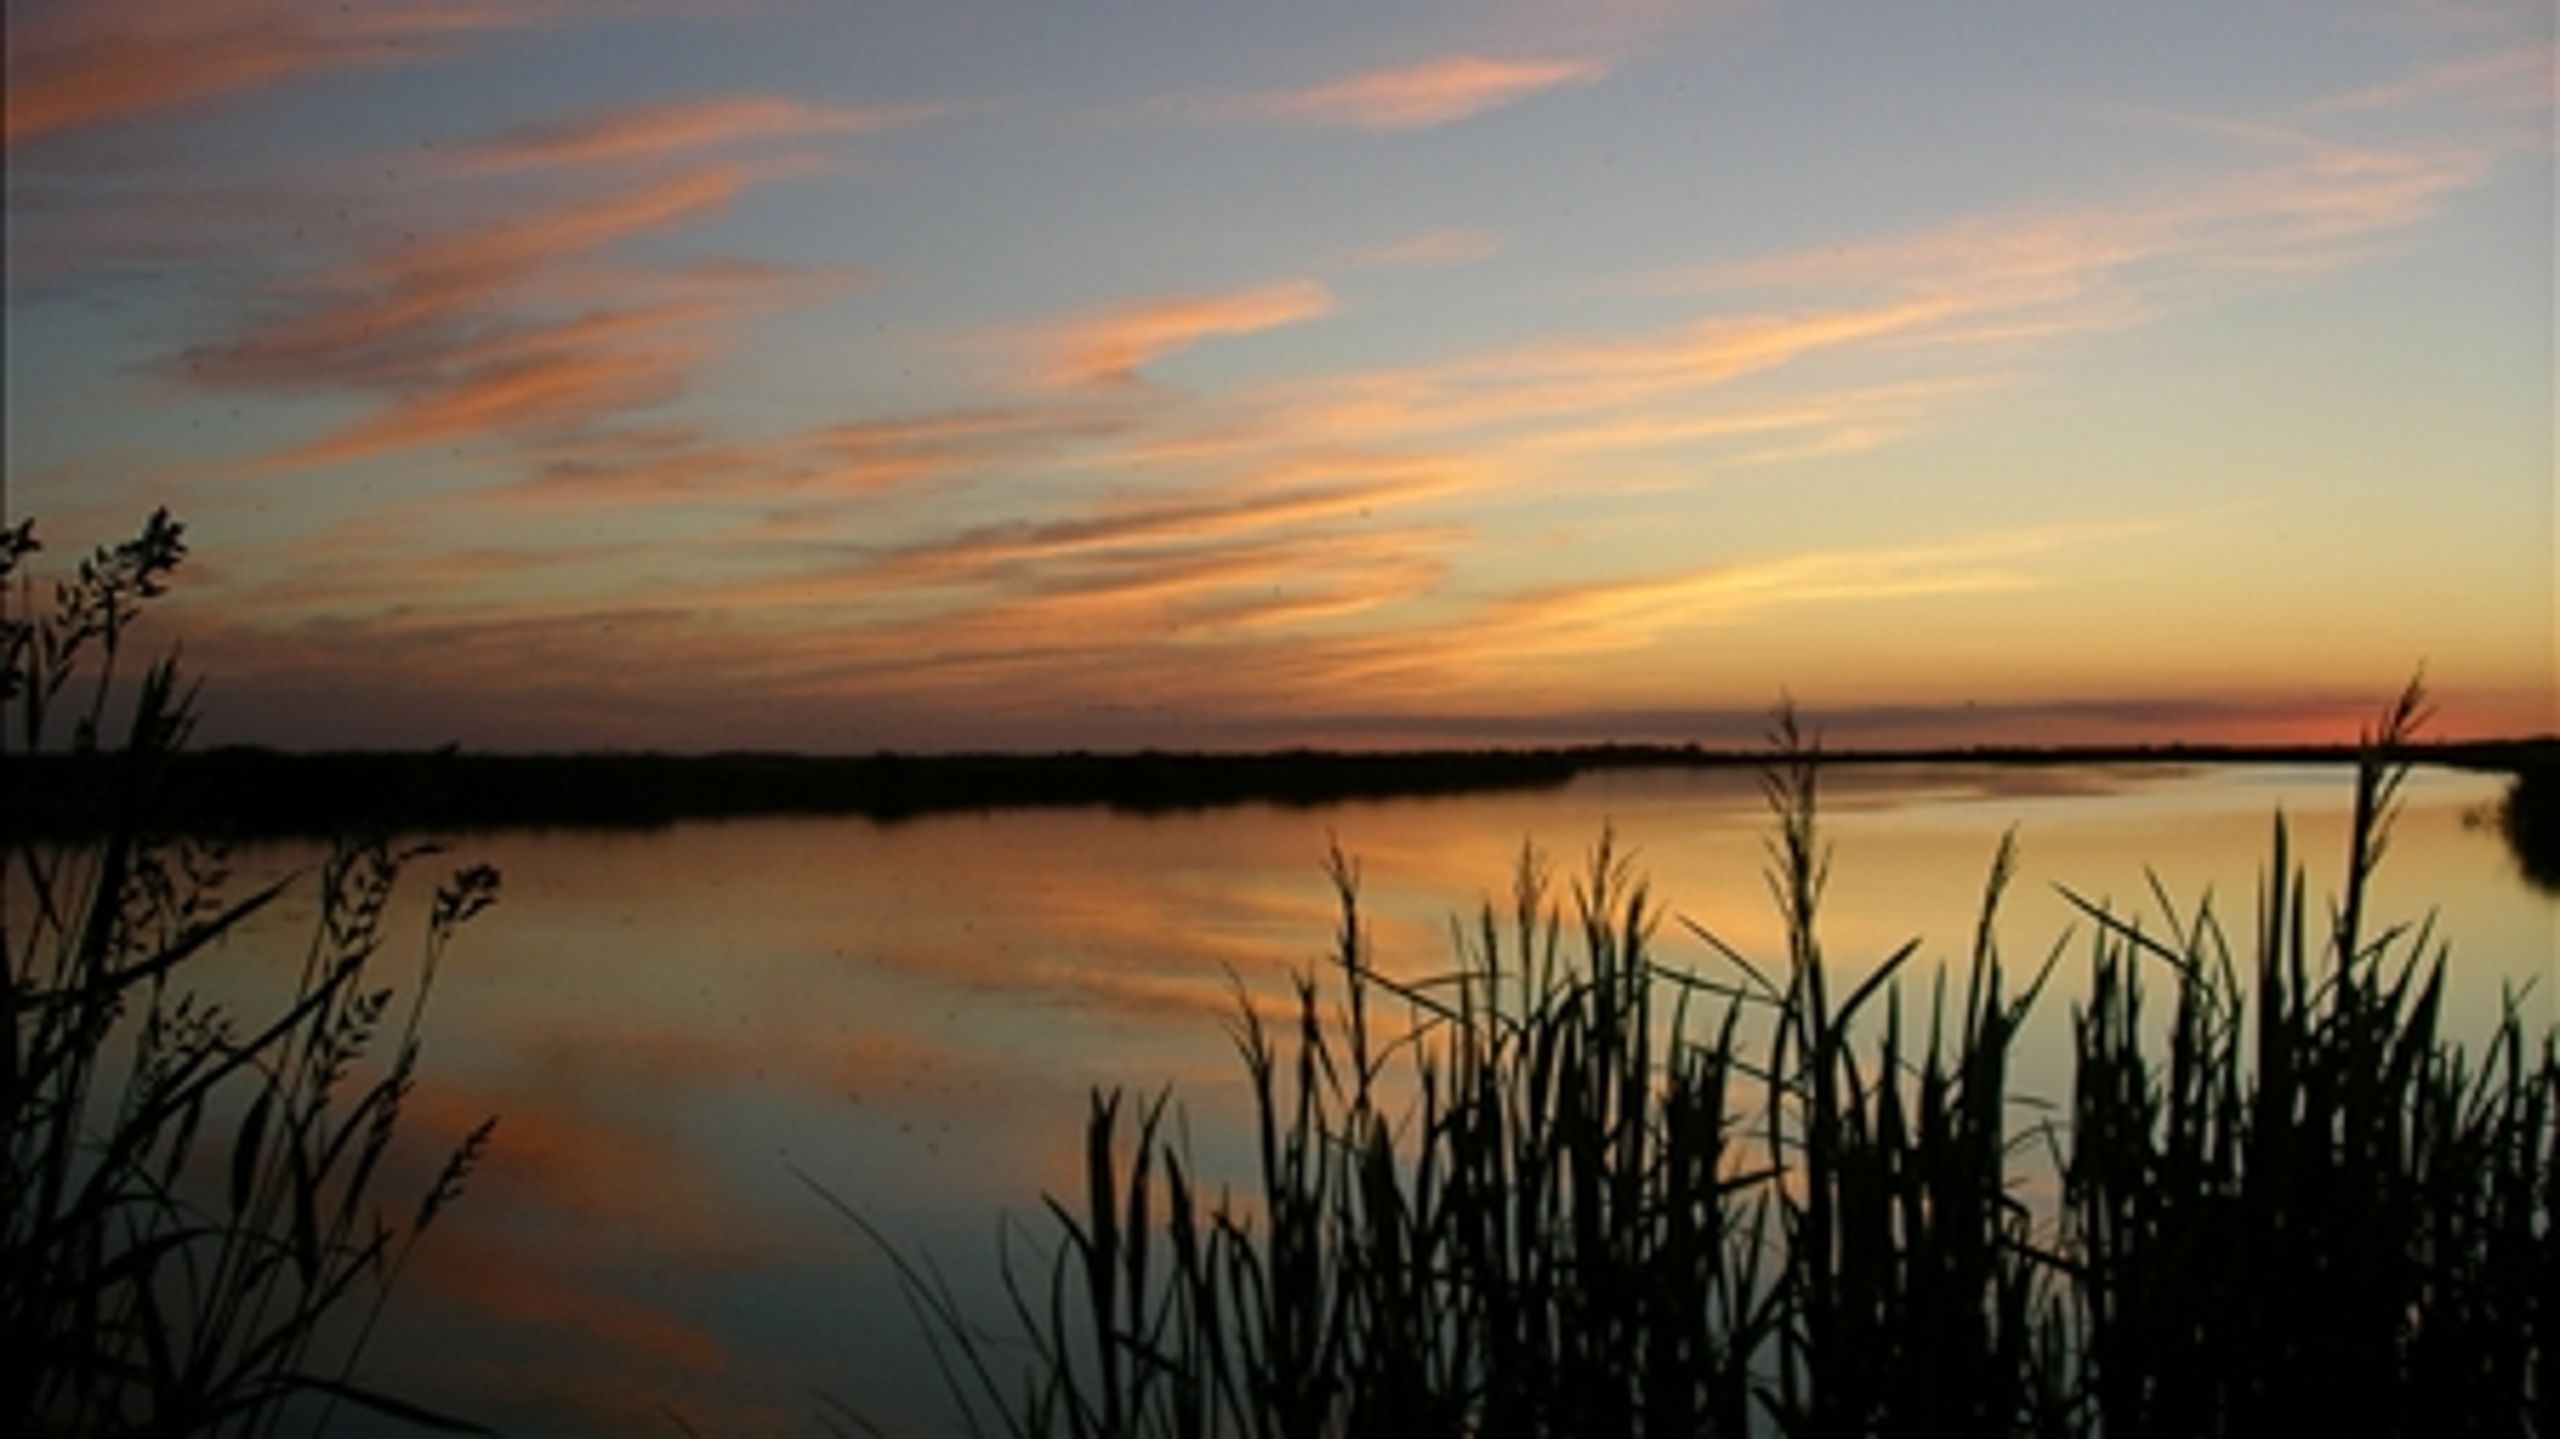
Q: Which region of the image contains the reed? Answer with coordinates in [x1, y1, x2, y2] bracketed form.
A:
[3, 514, 497, 1436]
[2057, 685, 2555, 1436]
[854, 689, 2554, 1437]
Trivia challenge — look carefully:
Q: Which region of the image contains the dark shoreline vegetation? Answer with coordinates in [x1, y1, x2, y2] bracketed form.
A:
[829, 699, 2558, 1438]
[10, 735, 2555, 839]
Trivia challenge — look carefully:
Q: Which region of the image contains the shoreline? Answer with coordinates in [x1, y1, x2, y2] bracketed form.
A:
[10, 736, 2551, 838]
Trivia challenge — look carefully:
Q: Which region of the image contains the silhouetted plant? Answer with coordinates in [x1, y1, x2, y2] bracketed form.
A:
[2, 513, 498, 1436]
[834, 691, 2553, 1437]
[2498, 750, 2560, 894]
[2057, 684, 2555, 1437]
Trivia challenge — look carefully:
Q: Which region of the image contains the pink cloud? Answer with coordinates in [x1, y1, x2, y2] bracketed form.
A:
[4, 0, 525, 148]
[1680, 133, 2485, 357]
[1352, 226, 1505, 269]
[490, 405, 1133, 510]
[276, 301, 737, 468]
[1022, 279, 1333, 385]
[874, 467, 1456, 578]
[464, 94, 937, 171]
[199, 165, 761, 382]
[181, 164, 830, 470]
[1247, 52, 1604, 129]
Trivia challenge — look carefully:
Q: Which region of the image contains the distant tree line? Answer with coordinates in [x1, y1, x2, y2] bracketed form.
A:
[11, 738, 2550, 840]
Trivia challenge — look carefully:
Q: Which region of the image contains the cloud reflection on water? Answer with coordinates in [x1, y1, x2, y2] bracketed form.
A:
[210, 762, 2542, 1435]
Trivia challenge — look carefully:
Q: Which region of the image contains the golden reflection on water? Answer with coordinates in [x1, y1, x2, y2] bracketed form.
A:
[203, 764, 2544, 1436]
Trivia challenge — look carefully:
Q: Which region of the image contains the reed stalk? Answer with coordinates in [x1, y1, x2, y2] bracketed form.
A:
[853, 690, 2554, 1437]
[3, 514, 497, 1437]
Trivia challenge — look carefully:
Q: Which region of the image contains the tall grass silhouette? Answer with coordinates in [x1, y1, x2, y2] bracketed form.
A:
[826, 689, 2555, 1437]
[2501, 750, 2560, 893]
[3, 514, 497, 1436]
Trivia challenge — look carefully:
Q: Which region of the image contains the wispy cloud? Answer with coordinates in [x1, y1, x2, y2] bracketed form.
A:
[663, 458, 1465, 665]
[1231, 525, 2150, 715]
[139, 39, 2538, 751]
[2307, 43, 2553, 117]
[182, 161, 826, 469]
[174, 443, 1471, 743]
[1225, 298, 1961, 461]
[136, 80, 930, 474]
[1487, 534, 2066, 653]
[1504, 377, 1999, 462]
[224, 534, 637, 616]
[1684, 128, 2486, 353]
[1019, 279, 1334, 385]
[1242, 53, 1603, 129]
[280, 298, 744, 468]
[4, 0, 526, 148]
[1351, 226, 1505, 270]
[195, 164, 757, 381]
[875, 468, 1456, 579]
[463, 94, 936, 171]
[497, 406, 1131, 509]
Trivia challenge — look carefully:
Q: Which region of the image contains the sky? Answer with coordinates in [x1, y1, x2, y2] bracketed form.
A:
[5, 0, 2553, 752]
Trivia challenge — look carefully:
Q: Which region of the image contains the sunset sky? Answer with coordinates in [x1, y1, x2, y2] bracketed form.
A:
[6, 0, 2552, 751]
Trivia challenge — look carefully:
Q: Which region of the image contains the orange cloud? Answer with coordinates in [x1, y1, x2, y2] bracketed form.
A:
[1468, 302, 1953, 395]
[199, 165, 761, 383]
[151, 42, 2533, 751]
[1216, 298, 1958, 465]
[494, 405, 1133, 509]
[1023, 280, 1334, 385]
[464, 94, 935, 171]
[795, 406, 1133, 490]
[174, 449, 1467, 727]
[745, 524, 2112, 724]
[430, 467, 1464, 727]
[279, 300, 744, 469]
[695, 517, 1454, 654]
[1277, 524, 2170, 710]
[184, 164, 825, 471]
[1489, 539, 2054, 652]
[207, 518, 1396, 742]
[1247, 53, 1603, 129]
[1506, 378, 1996, 462]
[182, 266, 2033, 728]
[879, 466, 1456, 576]
[4, 0, 523, 148]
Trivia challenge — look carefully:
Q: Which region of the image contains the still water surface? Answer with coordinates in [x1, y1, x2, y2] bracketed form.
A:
[212, 763, 2550, 1436]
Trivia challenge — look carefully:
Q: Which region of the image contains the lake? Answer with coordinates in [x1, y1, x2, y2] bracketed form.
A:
[204, 761, 2550, 1436]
